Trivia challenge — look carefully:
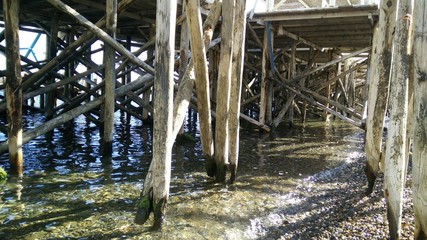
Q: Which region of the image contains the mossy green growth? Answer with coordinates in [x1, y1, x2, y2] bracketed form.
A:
[0, 167, 7, 182]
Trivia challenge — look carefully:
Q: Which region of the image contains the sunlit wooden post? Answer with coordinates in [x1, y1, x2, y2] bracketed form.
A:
[102, 0, 118, 154]
[229, 0, 246, 182]
[364, 0, 396, 194]
[412, 1, 427, 238]
[214, 0, 235, 182]
[383, 0, 413, 238]
[187, 0, 214, 166]
[135, 0, 177, 229]
[4, 0, 23, 176]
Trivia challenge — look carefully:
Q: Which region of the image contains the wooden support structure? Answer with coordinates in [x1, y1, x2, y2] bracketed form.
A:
[413, 2, 427, 238]
[214, 0, 235, 182]
[187, 0, 214, 169]
[382, 0, 413, 238]
[228, 0, 246, 182]
[3, 0, 23, 175]
[364, 0, 396, 194]
[135, 0, 177, 230]
[102, 0, 118, 154]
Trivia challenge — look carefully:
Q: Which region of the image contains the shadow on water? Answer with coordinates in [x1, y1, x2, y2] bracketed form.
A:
[0, 111, 365, 239]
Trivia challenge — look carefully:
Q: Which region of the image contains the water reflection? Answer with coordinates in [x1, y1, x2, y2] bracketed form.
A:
[0, 112, 364, 239]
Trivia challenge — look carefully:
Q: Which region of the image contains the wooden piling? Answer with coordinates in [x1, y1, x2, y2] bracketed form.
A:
[102, 0, 117, 155]
[364, 0, 396, 194]
[383, 0, 413, 238]
[136, 0, 177, 229]
[412, 1, 427, 239]
[229, 0, 246, 182]
[214, 0, 235, 182]
[4, 0, 23, 176]
[187, 0, 214, 165]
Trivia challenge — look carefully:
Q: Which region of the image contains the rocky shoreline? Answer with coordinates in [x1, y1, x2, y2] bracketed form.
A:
[248, 152, 415, 239]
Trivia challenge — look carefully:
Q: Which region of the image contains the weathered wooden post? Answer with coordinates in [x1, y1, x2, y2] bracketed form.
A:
[364, 0, 396, 194]
[46, 12, 59, 120]
[412, 1, 427, 239]
[214, 0, 235, 182]
[135, 0, 177, 229]
[187, 0, 214, 169]
[4, 0, 24, 175]
[229, 0, 246, 182]
[383, 0, 413, 238]
[102, 0, 117, 154]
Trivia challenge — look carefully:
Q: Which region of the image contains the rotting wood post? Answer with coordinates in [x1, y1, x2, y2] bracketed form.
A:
[214, 0, 235, 182]
[413, 1, 427, 238]
[383, 0, 413, 238]
[135, 0, 177, 230]
[364, 0, 396, 195]
[228, 0, 246, 183]
[102, 0, 117, 155]
[4, 0, 23, 175]
[187, 0, 214, 167]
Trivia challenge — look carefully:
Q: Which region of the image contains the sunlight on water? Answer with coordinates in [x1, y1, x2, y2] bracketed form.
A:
[0, 113, 364, 239]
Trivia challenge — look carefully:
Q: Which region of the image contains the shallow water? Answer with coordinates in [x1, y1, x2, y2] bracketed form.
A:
[0, 112, 364, 239]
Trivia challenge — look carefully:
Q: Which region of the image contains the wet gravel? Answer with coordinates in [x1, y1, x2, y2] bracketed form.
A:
[248, 152, 415, 239]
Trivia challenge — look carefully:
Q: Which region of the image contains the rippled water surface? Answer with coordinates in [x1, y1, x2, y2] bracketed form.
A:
[0, 112, 364, 239]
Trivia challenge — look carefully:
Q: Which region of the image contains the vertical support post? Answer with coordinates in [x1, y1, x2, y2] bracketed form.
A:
[383, 0, 413, 238]
[142, 24, 155, 121]
[187, 0, 214, 164]
[4, 0, 23, 175]
[364, 0, 396, 194]
[45, 11, 59, 120]
[324, 50, 332, 121]
[288, 40, 297, 127]
[214, 0, 235, 181]
[229, 0, 246, 182]
[151, 0, 177, 228]
[177, 0, 189, 136]
[413, 2, 427, 239]
[259, 27, 268, 125]
[102, 0, 117, 154]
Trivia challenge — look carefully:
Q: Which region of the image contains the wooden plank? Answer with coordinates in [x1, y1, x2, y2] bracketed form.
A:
[412, 1, 427, 238]
[3, 0, 23, 175]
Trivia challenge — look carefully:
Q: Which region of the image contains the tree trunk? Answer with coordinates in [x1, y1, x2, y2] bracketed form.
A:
[383, 0, 412, 238]
[364, 0, 396, 195]
[214, 0, 235, 182]
[135, 0, 177, 229]
[412, 1, 427, 239]
[4, 0, 23, 176]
